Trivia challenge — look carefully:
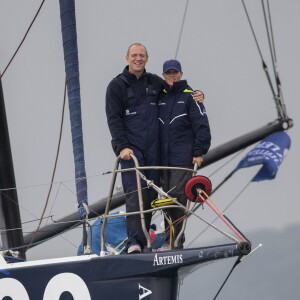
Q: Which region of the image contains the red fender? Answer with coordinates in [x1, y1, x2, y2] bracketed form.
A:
[184, 176, 212, 203]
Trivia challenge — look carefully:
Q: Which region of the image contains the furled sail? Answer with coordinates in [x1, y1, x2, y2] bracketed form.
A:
[59, 0, 88, 218]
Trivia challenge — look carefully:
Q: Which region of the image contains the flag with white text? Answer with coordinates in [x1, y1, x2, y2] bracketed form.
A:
[234, 131, 291, 181]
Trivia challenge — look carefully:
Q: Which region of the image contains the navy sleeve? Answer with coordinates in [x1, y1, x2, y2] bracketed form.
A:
[105, 79, 131, 155]
[189, 98, 211, 156]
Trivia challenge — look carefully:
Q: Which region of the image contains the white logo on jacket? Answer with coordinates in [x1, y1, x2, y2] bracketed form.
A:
[125, 109, 137, 115]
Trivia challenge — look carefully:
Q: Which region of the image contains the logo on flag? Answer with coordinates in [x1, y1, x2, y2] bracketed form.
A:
[234, 132, 291, 181]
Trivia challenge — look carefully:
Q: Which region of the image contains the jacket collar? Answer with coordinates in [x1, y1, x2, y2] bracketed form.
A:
[123, 66, 147, 83]
[163, 79, 188, 94]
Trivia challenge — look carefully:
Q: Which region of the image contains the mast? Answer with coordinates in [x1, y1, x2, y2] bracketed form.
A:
[0, 75, 25, 257]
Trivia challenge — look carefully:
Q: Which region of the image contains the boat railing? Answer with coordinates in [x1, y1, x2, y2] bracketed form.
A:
[100, 154, 197, 256]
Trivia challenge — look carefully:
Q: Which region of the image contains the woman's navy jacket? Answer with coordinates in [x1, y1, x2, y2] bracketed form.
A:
[158, 80, 211, 166]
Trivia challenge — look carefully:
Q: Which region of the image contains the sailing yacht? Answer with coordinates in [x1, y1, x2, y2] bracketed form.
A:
[0, 1, 295, 299]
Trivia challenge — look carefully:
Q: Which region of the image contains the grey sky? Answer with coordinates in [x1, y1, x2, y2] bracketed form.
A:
[0, 0, 299, 298]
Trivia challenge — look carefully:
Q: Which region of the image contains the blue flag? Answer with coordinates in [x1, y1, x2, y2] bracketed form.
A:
[235, 132, 291, 181]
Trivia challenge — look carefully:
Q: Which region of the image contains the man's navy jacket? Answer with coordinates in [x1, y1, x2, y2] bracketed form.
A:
[105, 67, 163, 157]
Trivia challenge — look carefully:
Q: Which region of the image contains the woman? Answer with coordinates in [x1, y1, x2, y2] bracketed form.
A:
[158, 59, 211, 249]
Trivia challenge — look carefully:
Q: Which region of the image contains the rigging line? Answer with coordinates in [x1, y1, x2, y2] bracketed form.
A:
[213, 256, 242, 300]
[21, 215, 53, 226]
[187, 180, 251, 247]
[191, 210, 239, 243]
[0, 0, 46, 79]
[139, 168, 243, 243]
[207, 149, 246, 178]
[0, 166, 151, 192]
[223, 215, 250, 243]
[241, 0, 276, 99]
[261, 0, 277, 90]
[211, 169, 236, 195]
[261, 0, 284, 118]
[0, 170, 112, 193]
[9, 227, 80, 253]
[201, 196, 246, 242]
[162, 200, 199, 237]
[0, 175, 91, 192]
[0, 216, 53, 233]
[136, 169, 240, 243]
[0, 191, 38, 220]
[87, 207, 102, 218]
[60, 181, 77, 196]
[3, 217, 92, 236]
[192, 148, 248, 214]
[266, 0, 277, 63]
[191, 169, 236, 215]
[0, 179, 67, 192]
[264, 0, 287, 119]
[45, 181, 63, 227]
[175, 0, 190, 59]
[24, 224, 87, 252]
[27, 80, 67, 251]
[241, 0, 264, 63]
[185, 148, 247, 215]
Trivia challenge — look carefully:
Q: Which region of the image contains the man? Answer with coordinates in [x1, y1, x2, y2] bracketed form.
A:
[106, 43, 162, 254]
[106, 44, 204, 254]
[159, 59, 211, 249]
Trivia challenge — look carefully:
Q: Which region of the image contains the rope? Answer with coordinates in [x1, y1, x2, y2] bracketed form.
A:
[213, 256, 242, 300]
[241, 0, 288, 119]
[175, 0, 190, 59]
[129, 166, 245, 243]
[261, 0, 277, 88]
[197, 192, 247, 242]
[27, 80, 67, 251]
[188, 180, 251, 247]
[208, 149, 246, 178]
[241, 0, 276, 99]
[0, 0, 46, 79]
[262, 0, 287, 119]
